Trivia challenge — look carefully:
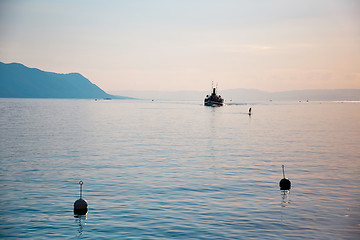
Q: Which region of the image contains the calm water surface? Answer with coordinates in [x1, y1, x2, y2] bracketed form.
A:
[0, 99, 359, 239]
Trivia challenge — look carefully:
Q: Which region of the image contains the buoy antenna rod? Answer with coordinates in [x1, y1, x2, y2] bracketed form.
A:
[79, 181, 83, 199]
[282, 165, 286, 179]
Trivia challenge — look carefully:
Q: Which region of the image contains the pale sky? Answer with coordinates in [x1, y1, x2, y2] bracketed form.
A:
[1, 0, 359, 92]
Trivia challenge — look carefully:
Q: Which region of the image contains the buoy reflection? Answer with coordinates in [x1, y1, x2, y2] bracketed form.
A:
[280, 190, 291, 223]
[74, 214, 86, 238]
[281, 190, 291, 207]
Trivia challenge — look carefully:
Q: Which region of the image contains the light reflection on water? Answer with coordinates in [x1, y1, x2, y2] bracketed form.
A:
[0, 99, 359, 239]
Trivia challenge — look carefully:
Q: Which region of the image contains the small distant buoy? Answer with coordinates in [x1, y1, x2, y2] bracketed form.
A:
[248, 107, 252, 116]
[279, 165, 291, 190]
[74, 181, 88, 215]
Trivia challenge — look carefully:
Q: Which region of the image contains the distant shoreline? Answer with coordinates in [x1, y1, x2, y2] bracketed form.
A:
[109, 89, 360, 102]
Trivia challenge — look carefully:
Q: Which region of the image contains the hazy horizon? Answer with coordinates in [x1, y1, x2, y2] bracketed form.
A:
[1, 0, 359, 92]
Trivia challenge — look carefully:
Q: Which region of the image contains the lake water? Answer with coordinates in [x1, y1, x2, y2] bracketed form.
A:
[0, 99, 359, 239]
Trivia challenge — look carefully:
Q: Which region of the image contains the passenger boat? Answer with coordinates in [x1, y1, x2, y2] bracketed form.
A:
[204, 84, 224, 106]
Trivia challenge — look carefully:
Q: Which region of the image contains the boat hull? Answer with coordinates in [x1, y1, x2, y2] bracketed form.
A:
[204, 100, 224, 107]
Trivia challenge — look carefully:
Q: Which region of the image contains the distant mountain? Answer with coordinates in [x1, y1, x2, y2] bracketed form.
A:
[267, 89, 360, 101]
[111, 88, 360, 102]
[222, 88, 360, 102]
[0, 62, 130, 99]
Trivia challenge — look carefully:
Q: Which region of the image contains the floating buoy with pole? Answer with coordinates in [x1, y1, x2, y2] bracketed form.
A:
[279, 165, 291, 190]
[74, 180, 88, 215]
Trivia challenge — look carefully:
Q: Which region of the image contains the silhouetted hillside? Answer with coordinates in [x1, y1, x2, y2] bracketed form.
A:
[0, 62, 129, 99]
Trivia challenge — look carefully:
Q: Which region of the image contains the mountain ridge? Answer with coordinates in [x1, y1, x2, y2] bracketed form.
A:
[0, 62, 130, 99]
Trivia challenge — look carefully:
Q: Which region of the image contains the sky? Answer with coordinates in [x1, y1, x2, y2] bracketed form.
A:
[0, 0, 359, 92]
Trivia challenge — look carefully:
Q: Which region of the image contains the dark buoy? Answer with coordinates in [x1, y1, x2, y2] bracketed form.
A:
[279, 165, 291, 190]
[74, 181, 88, 215]
[248, 107, 252, 116]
